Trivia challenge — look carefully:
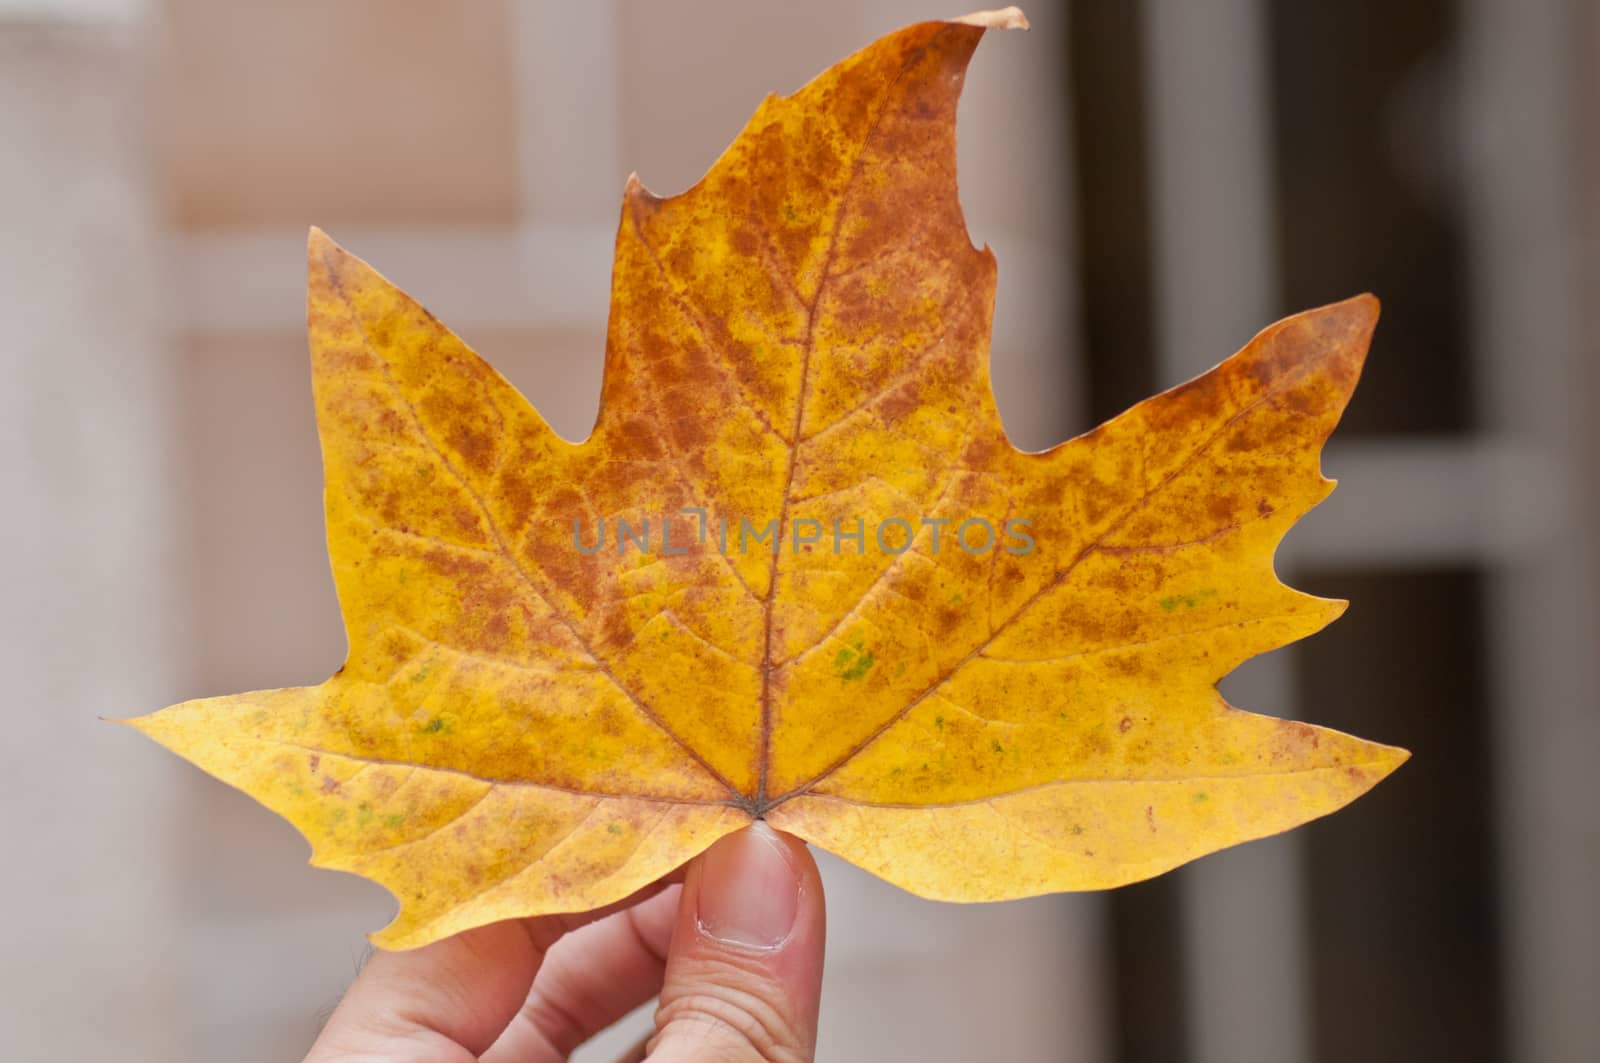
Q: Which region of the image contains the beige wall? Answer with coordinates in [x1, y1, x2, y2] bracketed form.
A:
[157, 0, 521, 228]
[0, 18, 186, 1063]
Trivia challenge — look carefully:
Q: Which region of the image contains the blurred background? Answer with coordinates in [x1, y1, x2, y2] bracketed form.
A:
[3, 1, 1595, 1060]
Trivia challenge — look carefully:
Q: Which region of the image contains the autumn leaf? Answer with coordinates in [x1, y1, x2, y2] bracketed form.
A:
[127, 8, 1407, 949]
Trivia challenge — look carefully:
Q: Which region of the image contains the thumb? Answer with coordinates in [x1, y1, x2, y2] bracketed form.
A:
[647, 822, 826, 1062]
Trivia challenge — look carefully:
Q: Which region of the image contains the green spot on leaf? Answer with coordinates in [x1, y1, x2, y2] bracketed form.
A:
[1159, 587, 1217, 612]
[607, 822, 623, 835]
[834, 643, 876, 682]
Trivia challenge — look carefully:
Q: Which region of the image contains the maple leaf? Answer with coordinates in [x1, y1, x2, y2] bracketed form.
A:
[128, 8, 1407, 949]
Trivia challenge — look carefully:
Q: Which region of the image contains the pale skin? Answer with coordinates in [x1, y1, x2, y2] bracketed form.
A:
[306, 823, 826, 1063]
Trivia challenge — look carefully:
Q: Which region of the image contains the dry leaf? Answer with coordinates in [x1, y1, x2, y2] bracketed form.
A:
[128, 9, 1406, 949]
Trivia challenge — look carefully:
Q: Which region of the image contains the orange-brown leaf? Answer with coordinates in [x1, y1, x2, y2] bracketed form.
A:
[128, 8, 1406, 949]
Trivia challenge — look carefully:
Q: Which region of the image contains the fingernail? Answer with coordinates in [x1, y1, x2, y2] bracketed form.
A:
[695, 822, 800, 949]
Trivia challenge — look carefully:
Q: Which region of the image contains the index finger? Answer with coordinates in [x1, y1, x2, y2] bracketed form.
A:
[304, 876, 680, 1062]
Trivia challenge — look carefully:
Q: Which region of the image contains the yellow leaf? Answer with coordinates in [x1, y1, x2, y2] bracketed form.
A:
[127, 8, 1406, 949]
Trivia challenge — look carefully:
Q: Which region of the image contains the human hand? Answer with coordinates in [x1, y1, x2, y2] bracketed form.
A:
[305, 823, 826, 1062]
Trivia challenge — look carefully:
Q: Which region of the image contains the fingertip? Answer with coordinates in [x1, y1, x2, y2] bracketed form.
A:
[648, 823, 827, 1060]
[695, 824, 807, 949]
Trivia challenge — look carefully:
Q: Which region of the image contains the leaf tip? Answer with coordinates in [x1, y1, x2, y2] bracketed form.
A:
[307, 228, 376, 302]
[1337, 291, 1381, 339]
[623, 171, 662, 206]
[952, 6, 1029, 30]
[1289, 291, 1378, 340]
[366, 924, 427, 953]
[307, 225, 351, 267]
[1312, 293, 1380, 353]
[305, 227, 371, 314]
[1359, 739, 1411, 788]
[364, 900, 448, 952]
[306, 225, 337, 259]
[1362, 741, 1412, 793]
